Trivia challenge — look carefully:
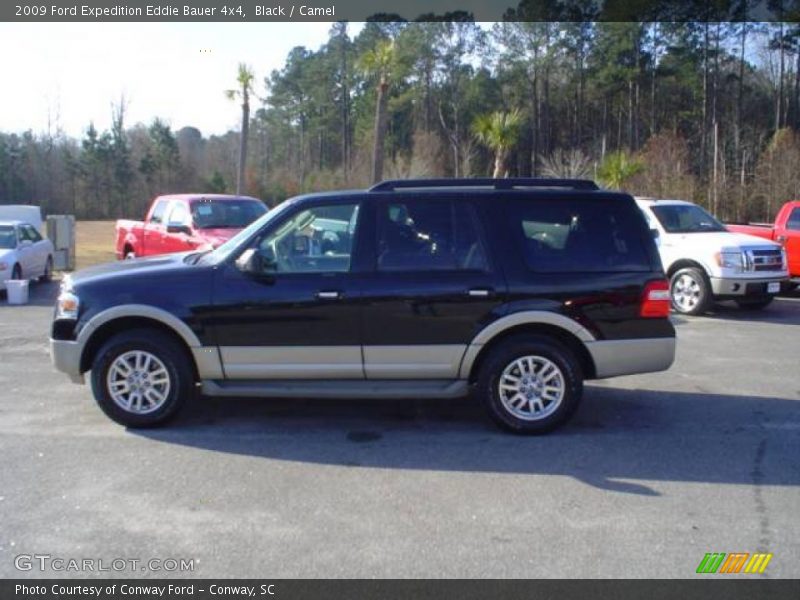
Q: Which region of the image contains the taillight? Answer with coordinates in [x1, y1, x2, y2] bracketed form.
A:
[640, 279, 671, 318]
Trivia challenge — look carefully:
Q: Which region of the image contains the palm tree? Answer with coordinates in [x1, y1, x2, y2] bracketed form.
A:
[359, 40, 395, 184]
[225, 63, 255, 195]
[472, 110, 523, 178]
[597, 151, 644, 190]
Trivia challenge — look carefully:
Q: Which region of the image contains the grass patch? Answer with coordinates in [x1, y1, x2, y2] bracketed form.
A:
[75, 221, 116, 270]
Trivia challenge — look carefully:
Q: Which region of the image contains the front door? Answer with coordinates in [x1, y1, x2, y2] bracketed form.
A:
[15, 224, 38, 277]
[779, 206, 800, 276]
[211, 200, 364, 379]
[360, 196, 506, 379]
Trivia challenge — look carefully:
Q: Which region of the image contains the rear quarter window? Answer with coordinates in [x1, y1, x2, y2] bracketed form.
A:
[150, 200, 168, 224]
[510, 198, 651, 273]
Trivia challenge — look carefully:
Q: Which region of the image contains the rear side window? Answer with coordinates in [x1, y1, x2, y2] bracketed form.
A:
[167, 202, 191, 226]
[788, 207, 800, 231]
[150, 200, 168, 224]
[510, 199, 650, 272]
[24, 224, 43, 242]
[377, 199, 488, 272]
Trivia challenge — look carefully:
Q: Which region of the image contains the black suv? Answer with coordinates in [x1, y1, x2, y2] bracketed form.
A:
[51, 179, 676, 433]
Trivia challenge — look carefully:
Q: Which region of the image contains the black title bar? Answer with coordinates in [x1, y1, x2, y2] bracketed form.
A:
[2, 0, 800, 22]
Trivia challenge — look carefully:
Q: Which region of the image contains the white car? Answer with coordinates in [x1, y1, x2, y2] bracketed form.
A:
[0, 220, 55, 290]
[636, 198, 788, 315]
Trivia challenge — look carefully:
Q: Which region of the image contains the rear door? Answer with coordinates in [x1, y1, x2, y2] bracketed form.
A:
[360, 195, 506, 379]
[778, 205, 800, 276]
[143, 198, 169, 255]
[15, 224, 38, 276]
[21, 224, 47, 275]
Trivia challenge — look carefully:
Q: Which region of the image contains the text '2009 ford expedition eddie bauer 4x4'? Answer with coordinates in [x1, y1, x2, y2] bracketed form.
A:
[51, 179, 676, 434]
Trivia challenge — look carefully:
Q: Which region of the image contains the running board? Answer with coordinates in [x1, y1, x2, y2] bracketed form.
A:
[201, 379, 469, 400]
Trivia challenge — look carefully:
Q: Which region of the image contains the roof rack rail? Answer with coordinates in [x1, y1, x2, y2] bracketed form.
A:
[368, 178, 599, 192]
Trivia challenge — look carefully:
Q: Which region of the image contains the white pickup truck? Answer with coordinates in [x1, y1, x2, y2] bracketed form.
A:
[635, 198, 788, 315]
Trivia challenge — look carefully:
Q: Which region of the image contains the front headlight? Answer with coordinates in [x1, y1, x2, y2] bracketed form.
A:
[715, 250, 746, 272]
[0, 262, 7, 271]
[56, 291, 80, 320]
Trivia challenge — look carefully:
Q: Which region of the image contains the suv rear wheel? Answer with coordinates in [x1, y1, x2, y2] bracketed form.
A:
[90, 329, 193, 427]
[670, 267, 711, 315]
[477, 335, 583, 434]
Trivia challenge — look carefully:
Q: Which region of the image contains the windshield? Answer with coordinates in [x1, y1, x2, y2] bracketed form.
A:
[0, 226, 16, 249]
[197, 198, 295, 266]
[650, 204, 726, 233]
[190, 198, 267, 229]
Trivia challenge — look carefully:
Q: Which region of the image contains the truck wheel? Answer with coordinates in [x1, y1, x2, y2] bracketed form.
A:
[90, 329, 194, 427]
[124, 248, 135, 260]
[670, 267, 711, 315]
[39, 256, 53, 282]
[735, 297, 774, 310]
[477, 335, 583, 434]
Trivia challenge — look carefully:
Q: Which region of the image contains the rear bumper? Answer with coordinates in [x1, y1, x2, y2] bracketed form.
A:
[586, 337, 676, 379]
[710, 276, 787, 297]
[50, 338, 84, 384]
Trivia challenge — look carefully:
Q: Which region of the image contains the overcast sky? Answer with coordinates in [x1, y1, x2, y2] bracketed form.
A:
[0, 22, 360, 139]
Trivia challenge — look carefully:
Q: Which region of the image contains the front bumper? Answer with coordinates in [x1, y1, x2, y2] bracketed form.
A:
[50, 338, 84, 384]
[710, 276, 787, 297]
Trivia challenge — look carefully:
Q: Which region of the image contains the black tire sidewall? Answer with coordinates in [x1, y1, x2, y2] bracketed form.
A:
[670, 267, 710, 315]
[90, 331, 192, 427]
[40, 257, 52, 282]
[478, 336, 583, 434]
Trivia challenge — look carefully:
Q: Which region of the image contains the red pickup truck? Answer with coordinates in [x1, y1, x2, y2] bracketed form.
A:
[116, 194, 267, 259]
[727, 201, 800, 282]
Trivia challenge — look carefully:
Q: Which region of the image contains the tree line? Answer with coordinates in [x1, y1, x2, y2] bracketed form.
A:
[2, 18, 800, 223]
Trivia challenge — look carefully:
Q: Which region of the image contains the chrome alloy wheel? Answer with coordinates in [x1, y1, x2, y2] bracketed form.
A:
[672, 273, 701, 311]
[498, 355, 565, 421]
[106, 350, 171, 414]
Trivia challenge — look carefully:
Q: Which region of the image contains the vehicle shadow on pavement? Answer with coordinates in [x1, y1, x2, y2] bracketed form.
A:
[135, 385, 800, 496]
[682, 296, 800, 325]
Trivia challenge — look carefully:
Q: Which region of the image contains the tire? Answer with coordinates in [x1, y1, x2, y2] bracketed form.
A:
[124, 248, 135, 260]
[39, 256, 53, 282]
[90, 329, 194, 427]
[477, 335, 583, 434]
[735, 297, 774, 310]
[11, 264, 22, 280]
[670, 267, 711, 315]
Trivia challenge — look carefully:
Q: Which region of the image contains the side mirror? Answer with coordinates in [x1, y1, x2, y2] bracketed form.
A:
[650, 228, 660, 239]
[235, 248, 277, 278]
[19, 239, 32, 248]
[167, 223, 191, 235]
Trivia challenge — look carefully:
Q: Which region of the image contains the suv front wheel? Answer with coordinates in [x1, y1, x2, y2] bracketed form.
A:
[90, 329, 194, 427]
[477, 335, 583, 434]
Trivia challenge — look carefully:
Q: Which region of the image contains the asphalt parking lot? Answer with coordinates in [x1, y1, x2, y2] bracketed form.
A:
[0, 279, 798, 579]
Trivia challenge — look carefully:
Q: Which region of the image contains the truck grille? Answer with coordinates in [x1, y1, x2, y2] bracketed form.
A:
[745, 248, 783, 272]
